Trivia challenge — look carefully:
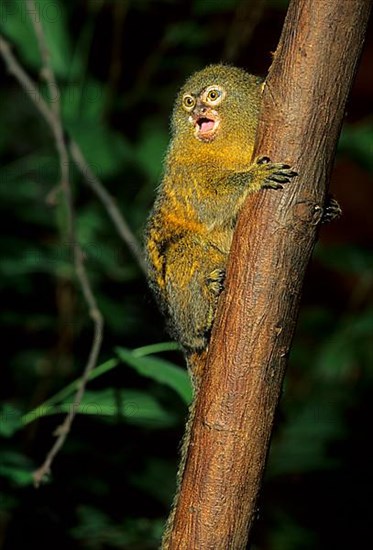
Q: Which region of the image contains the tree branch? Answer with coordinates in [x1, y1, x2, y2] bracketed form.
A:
[165, 0, 372, 547]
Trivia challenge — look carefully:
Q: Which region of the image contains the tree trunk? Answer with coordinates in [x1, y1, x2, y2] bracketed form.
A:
[165, 0, 372, 548]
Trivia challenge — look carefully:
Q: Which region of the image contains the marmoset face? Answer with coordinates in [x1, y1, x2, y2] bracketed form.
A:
[181, 84, 226, 143]
[171, 64, 262, 146]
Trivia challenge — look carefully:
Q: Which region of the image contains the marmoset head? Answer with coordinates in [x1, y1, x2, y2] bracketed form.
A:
[171, 64, 262, 146]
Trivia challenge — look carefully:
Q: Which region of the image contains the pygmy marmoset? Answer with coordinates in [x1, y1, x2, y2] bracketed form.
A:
[144, 63, 297, 383]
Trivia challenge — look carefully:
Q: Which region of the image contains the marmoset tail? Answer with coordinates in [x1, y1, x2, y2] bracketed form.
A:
[144, 63, 296, 383]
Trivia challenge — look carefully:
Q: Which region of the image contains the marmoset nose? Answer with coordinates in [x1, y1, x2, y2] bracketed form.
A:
[195, 102, 207, 115]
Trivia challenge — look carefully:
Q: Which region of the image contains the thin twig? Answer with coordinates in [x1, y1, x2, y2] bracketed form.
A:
[0, 37, 145, 271]
[0, 36, 54, 127]
[69, 140, 146, 272]
[0, 4, 102, 485]
[25, 0, 59, 117]
[25, 0, 104, 486]
[0, 7, 146, 481]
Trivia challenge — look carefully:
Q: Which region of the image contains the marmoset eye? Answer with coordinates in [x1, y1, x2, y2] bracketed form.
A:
[207, 89, 219, 101]
[182, 95, 195, 110]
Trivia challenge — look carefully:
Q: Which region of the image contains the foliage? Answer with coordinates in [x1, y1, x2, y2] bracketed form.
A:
[0, 0, 372, 548]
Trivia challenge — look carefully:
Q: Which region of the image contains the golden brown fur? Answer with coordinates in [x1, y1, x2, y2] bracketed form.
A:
[145, 64, 295, 362]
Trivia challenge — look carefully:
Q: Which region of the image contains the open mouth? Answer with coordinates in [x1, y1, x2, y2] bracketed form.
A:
[193, 115, 220, 142]
[198, 117, 216, 133]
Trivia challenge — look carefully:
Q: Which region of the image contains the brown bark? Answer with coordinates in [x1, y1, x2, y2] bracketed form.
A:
[166, 0, 372, 548]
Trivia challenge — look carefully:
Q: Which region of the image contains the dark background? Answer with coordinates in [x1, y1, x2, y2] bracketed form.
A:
[0, 0, 372, 548]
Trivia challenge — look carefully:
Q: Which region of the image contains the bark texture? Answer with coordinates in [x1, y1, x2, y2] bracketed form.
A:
[165, 0, 372, 548]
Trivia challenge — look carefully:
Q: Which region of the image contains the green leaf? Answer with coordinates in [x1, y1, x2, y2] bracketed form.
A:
[23, 389, 177, 429]
[116, 346, 192, 404]
[22, 343, 185, 428]
[0, 404, 23, 437]
[25, 358, 119, 419]
[0, 451, 34, 486]
[132, 342, 181, 356]
[0, 465, 34, 487]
